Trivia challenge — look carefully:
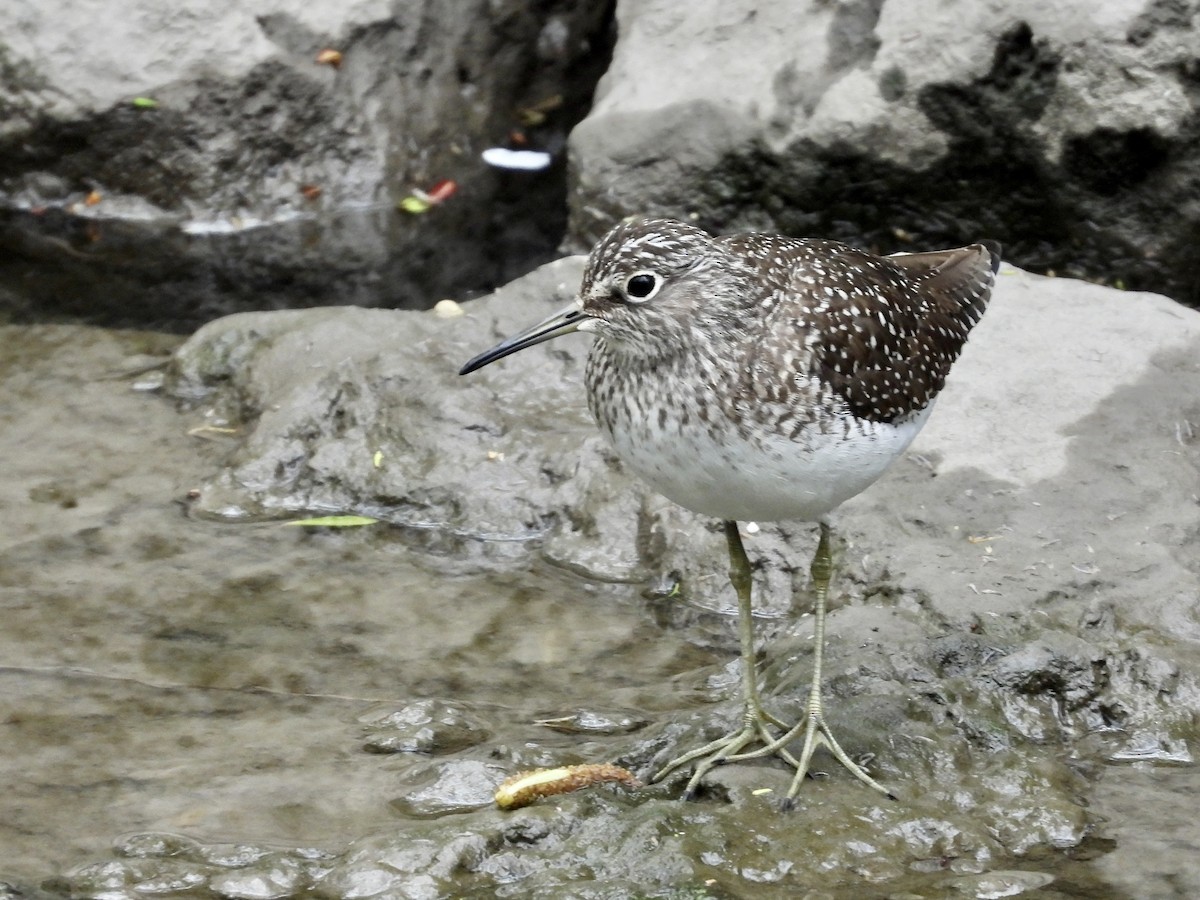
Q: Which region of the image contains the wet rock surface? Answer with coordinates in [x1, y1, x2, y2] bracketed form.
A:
[3, 259, 1198, 897]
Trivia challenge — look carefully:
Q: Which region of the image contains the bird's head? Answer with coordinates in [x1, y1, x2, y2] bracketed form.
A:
[459, 217, 751, 375]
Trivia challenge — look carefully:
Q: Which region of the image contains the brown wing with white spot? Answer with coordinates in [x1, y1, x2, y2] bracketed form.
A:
[796, 241, 997, 424]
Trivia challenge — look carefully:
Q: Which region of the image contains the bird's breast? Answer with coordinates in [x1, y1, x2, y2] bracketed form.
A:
[583, 345, 930, 523]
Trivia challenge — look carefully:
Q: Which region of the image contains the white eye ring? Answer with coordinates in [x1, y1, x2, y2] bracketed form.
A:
[623, 270, 661, 303]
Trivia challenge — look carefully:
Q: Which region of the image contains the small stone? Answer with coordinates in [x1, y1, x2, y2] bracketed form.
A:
[131, 867, 209, 894]
[199, 844, 273, 868]
[390, 759, 502, 815]
[949, 870, 1055, 898]
[115, 832, 202, 859]
[208, 855, 305, 899]
[66, 860, 137, 891]
[360, 699, 489, 754]
[433, 299, 463, 318]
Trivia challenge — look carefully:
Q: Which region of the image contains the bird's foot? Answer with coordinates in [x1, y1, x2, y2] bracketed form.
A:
[650, 704, 801, 800]
[724, 709, 895, 807]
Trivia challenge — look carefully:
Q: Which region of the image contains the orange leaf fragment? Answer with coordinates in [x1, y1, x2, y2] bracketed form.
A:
[426, 179, 457, 204]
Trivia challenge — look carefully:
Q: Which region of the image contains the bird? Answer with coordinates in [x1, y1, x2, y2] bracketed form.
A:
[459, 217, 999, 806]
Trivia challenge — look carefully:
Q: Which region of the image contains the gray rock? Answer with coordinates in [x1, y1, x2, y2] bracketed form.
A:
[208, 854, 309, 899]
[569, 0, 1200, 301]
[359, 698, 491, 755]
[166, 255, 1200, 645]
[167, 257, 604, 549]
[163, 254, 1200, 889]
[1, 0, 605, 216]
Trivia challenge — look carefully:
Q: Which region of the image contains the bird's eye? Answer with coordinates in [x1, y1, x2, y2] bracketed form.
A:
[624, 271, 660, 301]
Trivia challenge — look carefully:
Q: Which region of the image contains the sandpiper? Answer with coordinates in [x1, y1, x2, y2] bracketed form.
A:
[460, 217, 998, 805]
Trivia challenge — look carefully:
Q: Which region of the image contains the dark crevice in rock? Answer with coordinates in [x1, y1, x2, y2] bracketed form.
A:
[1062, 127, 1173, 196]
[691, 21, 1196, 305]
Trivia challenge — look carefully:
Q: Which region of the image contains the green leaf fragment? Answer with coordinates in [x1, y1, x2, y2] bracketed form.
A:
[284, 515, 379, 528]
[132, 97, 159, 108]
[398, 195, 431, 214]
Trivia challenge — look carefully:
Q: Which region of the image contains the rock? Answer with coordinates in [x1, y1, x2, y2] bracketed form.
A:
[315, 831, 489, 900]
[0, 1, 614, 326]
[166, 255, 1200, 623]
[208, 855, 308, 900]
[569, 0, 1200, 303]
[164, 252, 1200, 842]
[359, 698, 491, 755]
[166, 257, 608, 550]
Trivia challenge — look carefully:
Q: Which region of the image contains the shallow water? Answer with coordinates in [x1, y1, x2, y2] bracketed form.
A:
[0, 324, 704, 884]
[1, 323, 1198, 898]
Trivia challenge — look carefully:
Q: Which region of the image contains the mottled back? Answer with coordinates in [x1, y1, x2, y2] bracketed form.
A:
[727, 234, 997, 425]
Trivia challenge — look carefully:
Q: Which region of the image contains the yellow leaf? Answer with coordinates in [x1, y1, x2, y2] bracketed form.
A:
[283, 515, 379, 528]
[398, 195, 431, 214]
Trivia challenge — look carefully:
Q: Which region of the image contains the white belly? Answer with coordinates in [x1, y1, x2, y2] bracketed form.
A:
[599, 399, 932, 523]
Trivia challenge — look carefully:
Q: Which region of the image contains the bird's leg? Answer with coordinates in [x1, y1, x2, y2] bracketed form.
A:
[651, 521, 800, 796]
[724, 521, 895, 806]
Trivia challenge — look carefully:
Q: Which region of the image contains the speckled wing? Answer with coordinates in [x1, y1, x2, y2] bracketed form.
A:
[793, 241, 997, 424]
